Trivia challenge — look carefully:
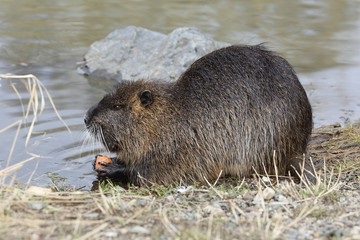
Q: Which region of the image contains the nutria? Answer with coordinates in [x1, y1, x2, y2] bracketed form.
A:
[84, 44, 313, 186]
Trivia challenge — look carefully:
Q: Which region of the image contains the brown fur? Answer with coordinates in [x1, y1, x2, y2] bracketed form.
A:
[84, 45, 313, 186]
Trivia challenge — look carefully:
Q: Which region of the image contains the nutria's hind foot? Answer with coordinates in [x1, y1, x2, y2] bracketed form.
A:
[289, 157, 317, 184]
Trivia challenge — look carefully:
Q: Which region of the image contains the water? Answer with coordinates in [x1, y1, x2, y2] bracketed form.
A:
[1, 0, 359, 189]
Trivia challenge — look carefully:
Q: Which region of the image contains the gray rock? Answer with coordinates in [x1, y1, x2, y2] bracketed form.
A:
[78, 26, 229, 82]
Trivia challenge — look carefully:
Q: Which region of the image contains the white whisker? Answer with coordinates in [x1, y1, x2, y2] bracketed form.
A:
[98, 126, 110, 153]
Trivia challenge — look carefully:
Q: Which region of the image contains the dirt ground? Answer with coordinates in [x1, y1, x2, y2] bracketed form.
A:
[1, 123, 359, 240]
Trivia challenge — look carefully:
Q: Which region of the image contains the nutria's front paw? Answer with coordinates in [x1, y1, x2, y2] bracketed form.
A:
[93, 155, 127, 179]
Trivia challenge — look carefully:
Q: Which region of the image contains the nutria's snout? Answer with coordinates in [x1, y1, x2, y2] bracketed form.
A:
[84, 112, 93, 128]
[84, 104, 97, 127]
[84, 115, 89, 126]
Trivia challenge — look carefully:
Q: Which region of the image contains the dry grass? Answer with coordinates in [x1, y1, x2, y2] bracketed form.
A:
[0, 167, 357, 240]
[0, 74, 70, 187]
[0, 74, 70, 145]
[1, 75, 359, 239]
[0, 73, 71, 186]
[1, 130, 358, 239]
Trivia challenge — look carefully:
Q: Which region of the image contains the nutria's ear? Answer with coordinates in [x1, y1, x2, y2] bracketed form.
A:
[138, 90, 153, 107]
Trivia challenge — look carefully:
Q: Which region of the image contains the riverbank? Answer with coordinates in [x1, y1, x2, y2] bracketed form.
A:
[1, 123, 359, 239]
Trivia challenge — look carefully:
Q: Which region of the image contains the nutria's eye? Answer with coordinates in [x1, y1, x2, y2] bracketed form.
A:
[139, 90, 153, 107]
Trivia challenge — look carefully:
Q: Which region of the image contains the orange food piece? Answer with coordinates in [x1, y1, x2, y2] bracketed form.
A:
[95, 155, 112, 169]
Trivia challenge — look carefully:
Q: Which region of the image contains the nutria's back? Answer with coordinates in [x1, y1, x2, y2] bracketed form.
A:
[85, 44, 313, 186]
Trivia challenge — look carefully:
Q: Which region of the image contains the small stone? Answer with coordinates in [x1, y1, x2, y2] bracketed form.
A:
[312, 232, 321, 238]
[83, 213, 100, 220]
[350, 226, 360, 238]
[129, 226, 150, 234]
[30, 233, 40, 240]
[339, 196, 346, 203]
[165, 195, 175, 202]
[325, 228, 343, 238]
[252, 193, 264, 204]
[28, 202, 46, 210]
[262, 187, 276, 200]
[275, 194, 289, 203]
[136, 199, 148, 206]
[262, 176, 271, 183]
[176, 186, 193, 194]
[103, 231, 118, 238]
[243, 190, 257, 201]
[253, 187, 275, 204]
[203, 204, 224, 216]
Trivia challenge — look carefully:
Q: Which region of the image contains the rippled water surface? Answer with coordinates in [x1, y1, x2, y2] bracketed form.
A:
[1, 0, 359, 189]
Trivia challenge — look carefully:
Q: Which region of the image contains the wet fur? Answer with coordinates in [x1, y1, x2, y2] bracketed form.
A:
[85, 45, 313, 186]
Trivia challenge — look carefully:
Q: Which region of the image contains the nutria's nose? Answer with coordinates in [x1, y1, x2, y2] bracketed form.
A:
[84, 115, 89, 125]
[84, 112, 93, 126]
[84, 104, 98, 126]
